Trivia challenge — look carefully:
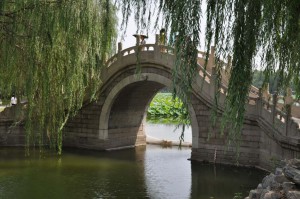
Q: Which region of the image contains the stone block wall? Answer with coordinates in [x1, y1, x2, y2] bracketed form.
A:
[63, 101, 105, 149]
[190, 92, 262, 166]
[191, 122, 261, 167]
[0, 107, 26, 147]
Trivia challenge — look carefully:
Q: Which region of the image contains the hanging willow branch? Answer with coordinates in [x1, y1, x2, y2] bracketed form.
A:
[205, 0, 300, 149]
[0, 0, 117, 154]
[119, 0, 300, 149]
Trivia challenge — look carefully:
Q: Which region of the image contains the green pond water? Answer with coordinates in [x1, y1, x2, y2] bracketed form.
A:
[0, 144, 267, 199]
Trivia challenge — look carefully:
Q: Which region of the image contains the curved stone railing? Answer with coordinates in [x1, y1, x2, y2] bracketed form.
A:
[106, 40, 260, 99]
[258, 90, 300, 145]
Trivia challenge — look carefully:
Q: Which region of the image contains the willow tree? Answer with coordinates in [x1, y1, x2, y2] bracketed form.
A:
[118, 0, 300, 147]
[0, 0, 117, 154]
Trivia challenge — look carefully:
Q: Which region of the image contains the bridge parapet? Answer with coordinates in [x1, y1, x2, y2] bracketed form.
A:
[257, 90, 300, 141]
[105, 40, 298, 116]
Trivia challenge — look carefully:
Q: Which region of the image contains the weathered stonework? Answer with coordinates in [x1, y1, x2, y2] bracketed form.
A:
[0, 106, 25, 146]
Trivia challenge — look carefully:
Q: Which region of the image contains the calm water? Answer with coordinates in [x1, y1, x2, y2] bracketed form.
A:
[0, 124, 267, 199]
[145, 123, 192, 143]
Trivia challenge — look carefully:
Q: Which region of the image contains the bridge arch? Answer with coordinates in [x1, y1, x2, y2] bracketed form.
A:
[61, 41, 300, 169]
[98, 64, 199, 149]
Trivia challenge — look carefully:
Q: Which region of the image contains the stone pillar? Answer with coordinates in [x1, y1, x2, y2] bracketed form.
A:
[155, 34, 159, 45]
[210, 67, 217, 98]
[262, 83, 270, 102]
[135, 35, 140, 46]
[225, 55, 231, 74]
[207, 46, 215, 72]
[284, 87, 293, 136]
[285, 88, 294, 105]
[117, 42, 123, 61]
[118, 42, 122, 53]
[154, 34, 160, 58]
[257, 88, 263, 116]
[272, 92, 278, 124]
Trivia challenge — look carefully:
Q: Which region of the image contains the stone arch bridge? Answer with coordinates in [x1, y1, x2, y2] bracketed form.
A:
[1, 36, 300, 169]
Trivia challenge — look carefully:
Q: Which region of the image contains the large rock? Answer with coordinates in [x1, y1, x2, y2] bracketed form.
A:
[282, 182, 296, 193]
[260, 191, 281, 199]
[287, 159, 300, 169]
[246, 159, 300, 199]
[262, 174, 281, 190]
[249, 190, 260, 199]
[262, 174, 275, 189]
[286, 191, 300, 199]
[283, 165, 300, 185]
[274, 174, 290, 184]
[275, 168, 283, 175]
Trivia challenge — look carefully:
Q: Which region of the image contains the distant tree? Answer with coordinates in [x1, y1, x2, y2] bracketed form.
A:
[252, 70, 264, 89]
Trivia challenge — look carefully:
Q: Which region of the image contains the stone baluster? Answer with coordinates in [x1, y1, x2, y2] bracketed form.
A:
[207, 46, 215, 73]
[135, 34, 140, 46]
[207, 46, 217, 99]
[154, 34, 160, 60]
[117, 42, 123, 61]
[155, 34, 159, 45]
[134, 34, 141, 57]
[272, 92, 278, 124]
[210, 67, 217, 98]
[118, 42, 122, 53]
[257, 88, 263, 116]
[225, 55, 231, 75]
[284, 87, 293, 136]
[262, 83, 270, 103]
[285, 87, 294, 106]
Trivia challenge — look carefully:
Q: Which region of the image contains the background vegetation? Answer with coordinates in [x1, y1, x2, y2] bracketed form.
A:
[147, 93, 189, 125]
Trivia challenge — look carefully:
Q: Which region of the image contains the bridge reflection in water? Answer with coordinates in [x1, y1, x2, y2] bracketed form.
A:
[0, 145, 267, 199]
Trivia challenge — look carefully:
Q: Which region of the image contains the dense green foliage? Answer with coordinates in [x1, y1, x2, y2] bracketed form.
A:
[0, 0, 117, 154]
[147, 93, 190, 125]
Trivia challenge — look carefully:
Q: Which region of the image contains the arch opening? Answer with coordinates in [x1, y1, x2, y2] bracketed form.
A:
[98, 73, 199, 150]
[145, 90, 192, 147]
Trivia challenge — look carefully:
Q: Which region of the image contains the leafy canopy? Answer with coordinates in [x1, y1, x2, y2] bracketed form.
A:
[0, 0, 117, 154]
